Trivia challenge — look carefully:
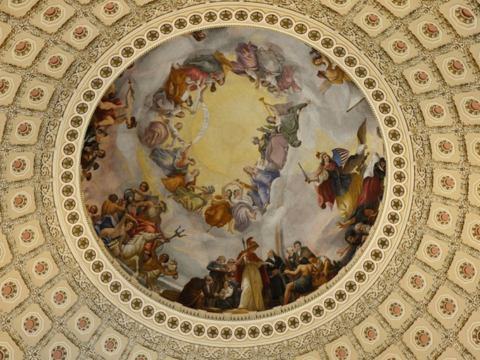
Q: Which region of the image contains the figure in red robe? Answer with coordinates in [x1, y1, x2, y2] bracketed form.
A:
[305, 149, 363, 219]
[357, 154, 385, 207]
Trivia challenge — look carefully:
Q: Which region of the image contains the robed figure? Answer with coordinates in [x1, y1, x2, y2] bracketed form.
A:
[261, 99, 310, 148]
[305, 120, 368, 219]
[307, 149, 363, 219]
[177, 276, 213, 310]
[235, 238, 270, 311]
[265, 250, 286, 306]
[357, 153, 385, 206]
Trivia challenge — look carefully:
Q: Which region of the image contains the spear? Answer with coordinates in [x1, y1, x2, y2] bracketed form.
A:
[242, 237, 246, 250]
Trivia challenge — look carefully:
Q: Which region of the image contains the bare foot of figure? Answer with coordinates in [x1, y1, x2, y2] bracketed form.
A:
[306, 99, 311, 105]
[206, 226, 212, 233]
[252, 211, 257, 220]
[263, 203, 269, 212]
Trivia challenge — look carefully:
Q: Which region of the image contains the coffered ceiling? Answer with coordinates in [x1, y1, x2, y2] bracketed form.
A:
[0, 0, 480, 359]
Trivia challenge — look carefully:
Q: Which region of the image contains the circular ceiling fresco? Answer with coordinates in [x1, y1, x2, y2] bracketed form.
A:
[1, 0, 480, 359]
[81, 26, 385, 313]
[52, 8, 412, 347]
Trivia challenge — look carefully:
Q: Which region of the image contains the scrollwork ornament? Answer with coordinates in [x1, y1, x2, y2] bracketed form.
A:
[317, 319, 341, 338]
[143, 2, 172, 21]
[310, 7, 337, 29]
[68, 62, 91, 88]
[53, 91, 73, 116]
[399, 226, 419, 255]
[44, 120, 59, 146]
[341, 27, 367, 49]
[366, 48, 389, 73]
[117, 311, 138, 331]
[384, 253, 405, 279]
[228, 347, 256, 359]
[88, 38, 115, 62]
[45, 212, 61, 238]
[90, 291, 116, 313]
[259, 341, 284, 356]
[170, 339, 195, 355]
[40, 183, 54, 208]
[411, 135, 427, 162]
[278, 0, 312, 14]
[197, 346, 225, 359]
[41, 152, 53, 177]
[72, 269, 93, 291]
[401, 103, 415, 118]
[114, 18, 143, 38]
[299, 0, 320, 15]
[343, 300, 366, 319]
[414, 167, 428, 192]
[409, 196, 426, 223]
[171, 0, 194, 9]
[55, 241, 75, 266]
[365, 279, 387, 302]
[281, 340, 302, 358]
[385, 75, 407, 101]
[139, 327, 167, 345]
[406, 117, 419, 132]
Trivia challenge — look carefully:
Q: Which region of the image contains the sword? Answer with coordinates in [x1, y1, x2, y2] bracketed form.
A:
[298, 163, 309, 180]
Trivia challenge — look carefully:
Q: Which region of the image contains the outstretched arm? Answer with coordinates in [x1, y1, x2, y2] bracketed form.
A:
[159, 266, 178, 277]
[285, 266, 302, 276]
[336, 218, 355, 229]
[117, 213, 136, 229]
[306, 166, 325, 183]
[235, 180, 258, 192]
[97, 100, 122, 111]
[336, 244, 351, 256]
[135, 200, 155, 208]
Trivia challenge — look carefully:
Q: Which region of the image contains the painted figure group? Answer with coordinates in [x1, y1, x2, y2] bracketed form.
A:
[82, 30, 386, 307]
[86, 181, 183, 292]
[134, 39, 312, 234]
[177, 237, 344, 311]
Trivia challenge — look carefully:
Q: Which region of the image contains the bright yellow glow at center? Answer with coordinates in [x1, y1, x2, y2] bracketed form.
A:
[185, 73, 279, 188]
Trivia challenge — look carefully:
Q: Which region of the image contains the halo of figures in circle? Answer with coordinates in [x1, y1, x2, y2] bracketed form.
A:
[81, 27, 386, 312]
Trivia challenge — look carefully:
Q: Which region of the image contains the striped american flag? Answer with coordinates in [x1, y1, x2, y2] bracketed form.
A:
[332, 148, 350, 168]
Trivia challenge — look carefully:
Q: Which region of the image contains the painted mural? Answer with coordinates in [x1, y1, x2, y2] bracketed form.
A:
[81, 27, 386, 312]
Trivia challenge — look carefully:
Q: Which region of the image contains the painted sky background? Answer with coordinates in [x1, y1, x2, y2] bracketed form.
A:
[83, 27, 384, 291]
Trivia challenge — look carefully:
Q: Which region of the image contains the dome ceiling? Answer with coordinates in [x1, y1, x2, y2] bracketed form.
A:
[0, 0, 479, 359]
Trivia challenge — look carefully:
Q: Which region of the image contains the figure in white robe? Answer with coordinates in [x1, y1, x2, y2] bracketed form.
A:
[231, 189, 257, 232]
[235, 238, 270, 311]
[257, 46, 285, 87]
